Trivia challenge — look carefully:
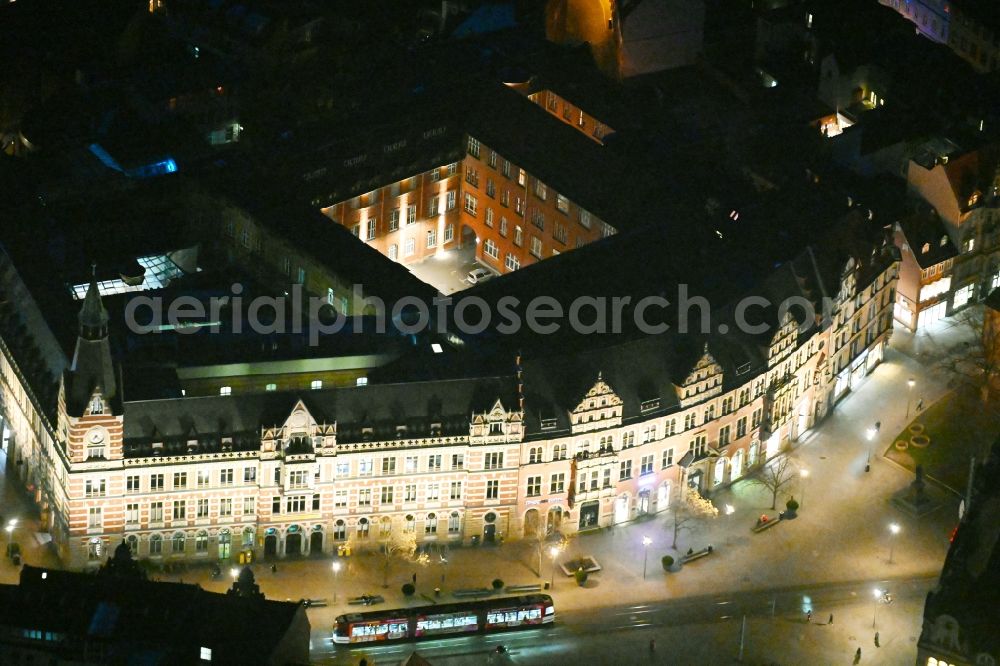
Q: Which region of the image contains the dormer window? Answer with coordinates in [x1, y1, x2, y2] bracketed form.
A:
[540, 418, 557, 431]
[940, 236, 948, 247]
[489, 422, 503, 435]
[921, 242, 930, 254]
[90, 396, 103, 415]
[640, 398, 660, 413]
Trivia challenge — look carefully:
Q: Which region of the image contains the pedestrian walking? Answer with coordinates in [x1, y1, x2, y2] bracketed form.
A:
[917, 398, 924, 411]
[829, 613, 834, 624]
[874, 632, 880, 648]
[412, 572, 417, 585]
[855, 647, 862, 663]
[806, 610, 812, 623]
[649, 638, 656, 653]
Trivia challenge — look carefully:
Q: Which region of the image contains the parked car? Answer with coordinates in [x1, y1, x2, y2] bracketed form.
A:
[466, 267, 493, 284]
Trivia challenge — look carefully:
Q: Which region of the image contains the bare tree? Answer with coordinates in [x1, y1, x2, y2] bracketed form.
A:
[747, 455, 798, 510]
[938, 307, 1000, 407]
[379, 526, 417, 588]
[669, 486, 719, 549]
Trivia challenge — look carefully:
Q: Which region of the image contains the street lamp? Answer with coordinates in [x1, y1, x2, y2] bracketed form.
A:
[5, 519, 17, 553]
[332, 561, 342, 603]
[799, 469, 810, 508]
[642, 536, 652, 580]
[865, 423, 879, 473]
[549, 546, 559, 589]
[872, 588, 882, 628]
[906, 378, 916, 419]
[230, 567, 239, 581]
[888, 523, 901, 564]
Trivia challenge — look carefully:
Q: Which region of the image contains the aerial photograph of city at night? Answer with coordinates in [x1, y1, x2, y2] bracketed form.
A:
[2, 0, 1000, 664]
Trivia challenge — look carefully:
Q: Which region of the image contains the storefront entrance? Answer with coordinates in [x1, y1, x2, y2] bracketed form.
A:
[286, 532, 302, 556]
[637, 490, 650, 515]
[614, 495, 629, 524]
[578, 501, 599, 530]
[310, 530, 323, 556]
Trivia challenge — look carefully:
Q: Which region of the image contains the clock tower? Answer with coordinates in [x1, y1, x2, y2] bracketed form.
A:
[59, 275, 123, 463]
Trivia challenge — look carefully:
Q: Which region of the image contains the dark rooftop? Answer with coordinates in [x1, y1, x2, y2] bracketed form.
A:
[898, 211, 959, 269]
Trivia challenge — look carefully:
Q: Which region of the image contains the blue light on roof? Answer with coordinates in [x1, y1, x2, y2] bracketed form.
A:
[164, 158, 178, 173]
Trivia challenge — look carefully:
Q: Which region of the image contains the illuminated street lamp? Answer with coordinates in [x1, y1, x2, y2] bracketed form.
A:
[888, 523, 901, 564]
[800, 469, 810, 508]
[642, 536, 652, 580]
[864, 422, 880, 473]
[549, 546, 560, 589]
[905, 378, 916, 419]
[230, 567, 239, 581]
[332, 561, 343, 603]
[872, 588, 882, 628]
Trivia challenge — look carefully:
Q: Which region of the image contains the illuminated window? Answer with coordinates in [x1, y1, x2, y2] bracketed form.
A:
[505, 253, 519, 272]
[388, 244, 398, 261]
[464, 193, 478, 216]
[444, 224, 454, 243]
[530, 237, 543, 259]
[426, 229, 437, 248]
[484, 239, 499, 260]
[220, 386, 232, 396]
[467, 137, 480, 158]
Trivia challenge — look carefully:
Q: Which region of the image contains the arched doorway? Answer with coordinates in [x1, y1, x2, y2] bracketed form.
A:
[732, 450, 744, 480]
[310, 525, 324, 556]
[264, 530, 278, 558]
[523, 509, 540, 537]
[657, 481, 671, 511]
[483, 512, 497, 543]
[218, 529, 231, 560]
[546, 506, 563, 535]
[614, 494, 629, 524]
[637, 490, 651, 515]
[713, 457, 727, 486]
[285, 526, 302, 556]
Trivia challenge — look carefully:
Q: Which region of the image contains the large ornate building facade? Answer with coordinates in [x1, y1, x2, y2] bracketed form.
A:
[0, 230, 898, 569]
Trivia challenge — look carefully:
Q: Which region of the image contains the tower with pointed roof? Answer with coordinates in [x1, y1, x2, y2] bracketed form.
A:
[58, 276, 124, 464]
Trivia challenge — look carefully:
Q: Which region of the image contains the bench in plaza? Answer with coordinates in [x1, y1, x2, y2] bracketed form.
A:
[751, 516, 782, 533]
[505, 584, 543, 594]
[681, 546, 714, 564]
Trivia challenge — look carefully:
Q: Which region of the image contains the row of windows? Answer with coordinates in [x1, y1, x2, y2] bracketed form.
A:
[124, 468, 255, 493]
[334, 481, 464, 507]
[120, 497, 258, 526]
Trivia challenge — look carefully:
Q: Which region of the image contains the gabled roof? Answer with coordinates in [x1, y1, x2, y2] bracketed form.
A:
[941, 144, 1000, 212]
[898, 210, 959, 269]
[122, 375, 516, 453]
